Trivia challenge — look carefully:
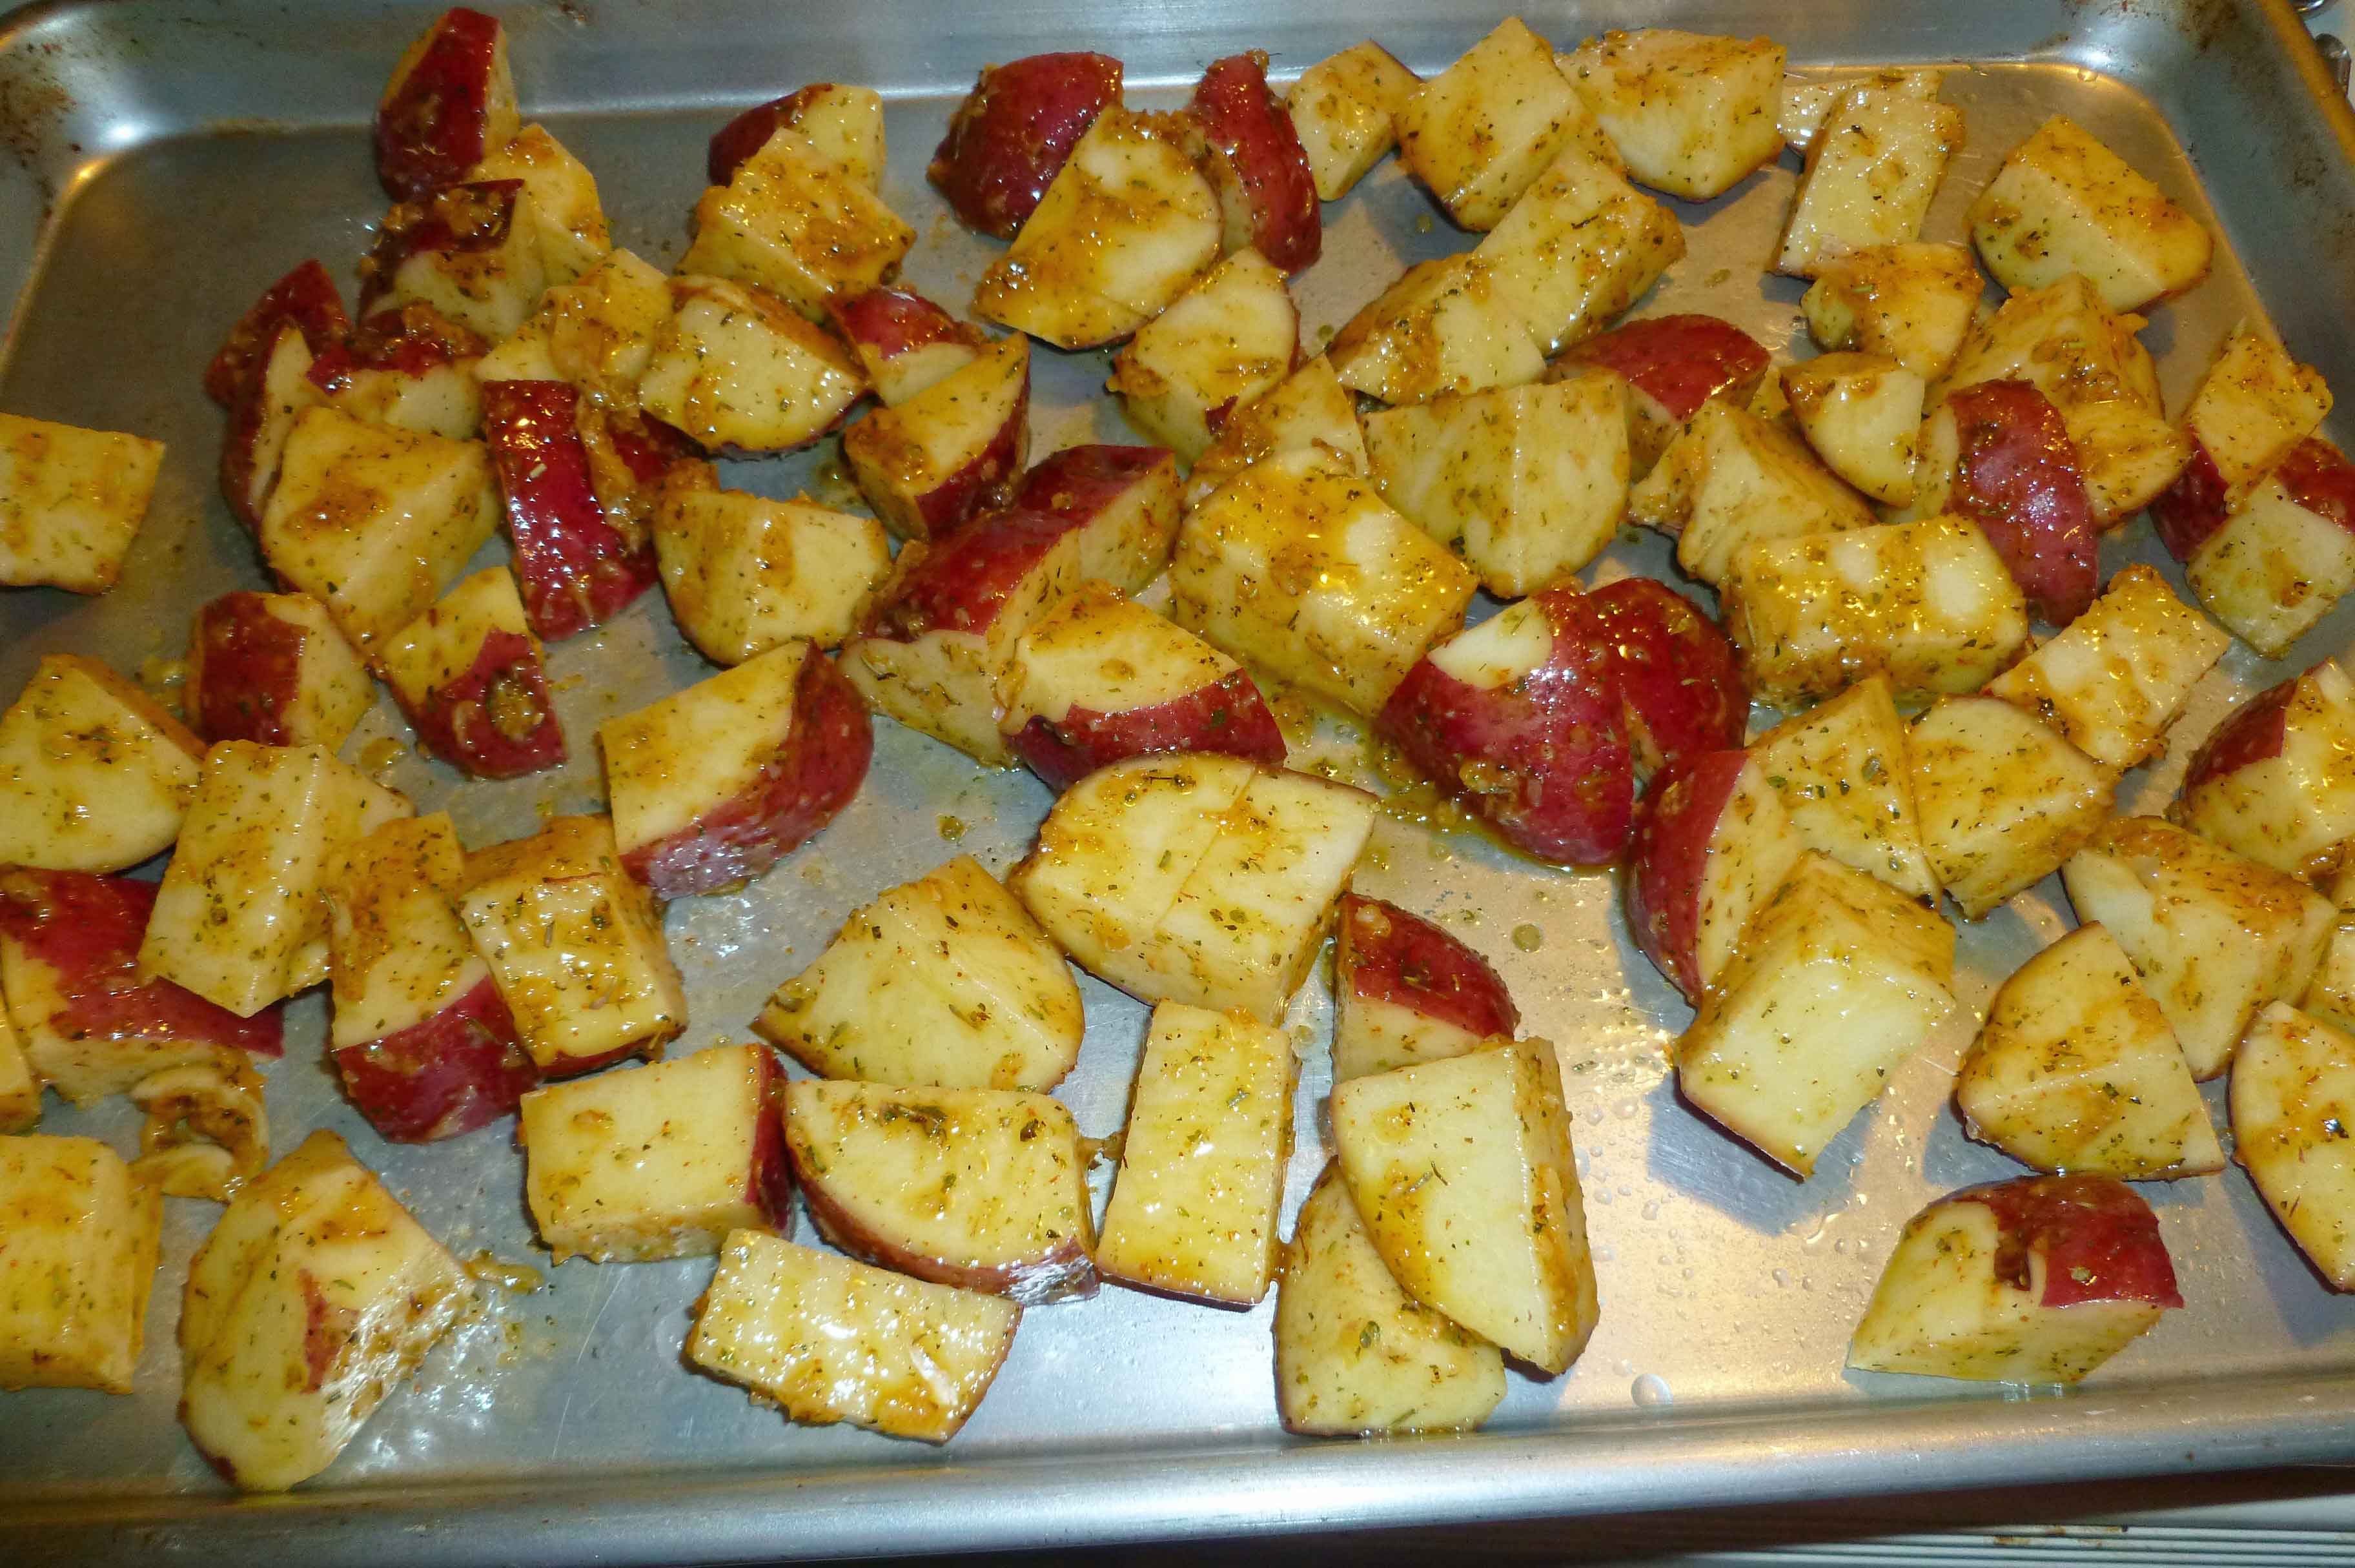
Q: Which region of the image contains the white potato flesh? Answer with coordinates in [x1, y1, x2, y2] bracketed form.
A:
[1396, 17, 1601, 230]
[1109, 248, 1297, 463]
[2233, 1003, 2355, 1288]
[2187, 470, 2355, 660]
[326, 811, 485, 1050]
[1751, 676, 1939, 900]
[1185, 354, 1369, 509]
[471, 122, 612, 284]
[1780, 351, 1924, 507]
[655, 485, 890, 662]
[0, 653, 205, 874]
[2179, 323, 2334, 508]
[1677, 853, 1955, 1176]
[1908, 696, 2111, 921]
[1968, 114, 2212, 313]
[478, 247, 671, 406]
[1327, 254, 1547, 407]
[1628, 400, 1878, 588]
[0, 1134, 159, 1393]
[0, 411, 164, 593]
[639, 276, 869, 454]
[1002, 582, 1239, 729]
[1286, 41, 1419, 201]
[1800, 240, 1981, 381]
[2177, 659, 2355, 879]
[682, 127, 913, 321]
[1564, 29, 1786, 200]
[1776, 78, 1962, 277]
[1475, 143, 1685, 361]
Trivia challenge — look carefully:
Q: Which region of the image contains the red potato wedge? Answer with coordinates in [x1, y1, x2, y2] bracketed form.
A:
[1186, 51, 1321, 272]
[827, 287, 988, 407]
[378, 568, 568, 782]
[638, 275, 868, 455]
[218, 325, 326, 535]
[1587, 576, 1748, 776]
[2186, 436, 2355, 657]
[600, 641, 871, 899]
[842, 333, 1030, 540]
[1008, 443, 1181, 595]
[784, 1078, 1097, 1305]
[2178, 659, 2355, 881]
[1849, 1174, 2181, 1384]
[332, 975, 533, 1145]
[304, 302, 487, 440]
[206, 260, 349, 408]
[928, 52, 1124, 239]
[1332, 892, 1519, 1082]
[358, 179, 545, 342]
[1626, 749, 1805, 1004]
[1552, 313, 1769, 476]
[1914, 380, 2098, 625]
[1376, 589, 1635, 865]
[999, 580, 1285, 791]
[481, 378, 662, 640]
[185, 591, 374, 752]
[709, 83, 886, 189]
[0, 868, 283, 1107]
[374, 6, 516, 201]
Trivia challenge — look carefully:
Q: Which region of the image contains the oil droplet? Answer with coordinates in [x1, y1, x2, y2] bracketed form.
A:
[1631, 1373, 1673, 1408]
[1512, 923, 1544, 952]
[1414, 213, 1435, 234]
[937, 813, 967, 841]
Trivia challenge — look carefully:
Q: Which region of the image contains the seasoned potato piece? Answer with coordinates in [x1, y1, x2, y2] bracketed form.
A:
[1751, 676, 1939, 899]
[0, 1135, 160, 1392]
[1326, 254, 1546, 406]
[681, 127, 914, 321]
[1984, 565, 2229, 774]
[1776, 75, 1962, 278]
[0, 653, 206, 874]
[2233, 1003, 2355, 1288]
[1781, 351, 1924, 506]
[1108, 247, 1297, 463]
[654, 485, 890, 662]
[1476, 143, 1685, 360]
[0, 412, 164, 593]
[1801, 241, 1982, 382]
[1910, 696, 2112, 921]
[1627, 400, 1878, 588]
[1564, 29, 1785, 200]
[1185, 355, 1368, 508]
[638, 276, 868, 455]
[1396, 18, 1605, 230]
[1285, 41, 1420, 201]
[1968, 116, 2212, 312]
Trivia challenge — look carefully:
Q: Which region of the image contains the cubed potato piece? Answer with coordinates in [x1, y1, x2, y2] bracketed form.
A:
[377, 565, 566, 782]
[1286, 41, 1420, 201]
[1724, 516, 2031, 708]
[1365, 371, 1629, 597]
[1781, 351, 1924, 507]
[1984, 565, 2229, 773]
[360, 179, 548, 341]
[0, 412, 164, 593]
[1170, 453, 1477, 717]
[471, 122, 611, 284]
[141, 742, 412, 1017]
[1677, 853, 1957, 1175]
[714, 83, 886, 191]
[1776, 77, 1963, 277]
[654, 485, 889, 662]
[2178, 323, 2335, 511]
[1332, 1037, 1598, 1374]
[2177, 659, 2355, 880]
[1330, 891, 1519, 1083]
[258, 405, 500, 653]
[1185, 354, 1369, 509]
[1564, 29, 1784, 199]
[476, 247, 673, 405]
[1910, 696, 2112, 921]
[785, 1079, 1094, 1304]
[186, 591, 376, 751]
[1398, 18, 1602, 230]
[1627, 400, 1878, 588]
[518, 1043, 788, 1263]
[1777, 68, 1950, 154]
[1933, 276, 2186, 528]
[179, 1130, 472, 1492]
[1968, 115, 2212, 312]
[1012, 752, 1376, 1023]
[687, 1228, 1018, 1443]
[372, 8, 520, 200]
[682, 127, 915, 321]
[842, 332, 1030, 541]
[2301, 862, 2355, 1035]
[2233, 1003, 2355, 1288]
[757, 854, 1084, 1092]
[1801, 241, 1982, 381]
[2187, 447, 2355, 659]
[639, 276, 868, 454]
[1325, 254, 1547, 407]
[0, 1134, 160, 1392]
[597, 640, 870, 897]
[1096, 1003, 1294, 1306]
[2064, 816, 2332, 1079]
[1848, 1174, 2181, 1384]
[1955, 923, 2222, 1178]
[1474, 143, 1686, 360]
[1108, 247, 1297, 463]
[1751, 676, 1939, 899]
[456, 815, 686, 1074]
[1274, 1164, 1504, 1436]
[0, 653, 205, 873]
[1625, 749, 1806, 1003]
[972, 108, 1222, 351]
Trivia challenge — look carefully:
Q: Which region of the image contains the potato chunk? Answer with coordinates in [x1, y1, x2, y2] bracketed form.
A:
[1776, 75, 1962, 277]
[1286, 41, 1419, 201]
[1396, 18, 1602, 230]
[1751, 676, 1938, 899]
[1628, 400, 1879, 588]
[1801, 241, 1981, 381]
[1968, 115, 2212, 312]
[0, 653, 205, 874]
[2233, 1003, 2355, 1288]
[1564, 29, 1784, 199]
[0, 412, 164, 593]
[0, 1135, 160, 1392]
[1909, 697, 2112, 921]
[681, 127, 915, 321]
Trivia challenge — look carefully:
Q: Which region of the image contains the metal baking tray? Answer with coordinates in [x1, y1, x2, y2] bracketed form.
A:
[6, 0, 2355, 1562]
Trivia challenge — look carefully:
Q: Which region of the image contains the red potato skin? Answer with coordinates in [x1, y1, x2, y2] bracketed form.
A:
[0, 868, 283, 1058]
[482, 379, 662, 640]
[707, 84, 846, 187]
[620, 646, 873, 898]
[852, 354, 1031, 538]
[1940, 380, 2099, 624]
[2181, 672, 2296, 795]
[1014, 443, 1176, 520]
[1376, 587, 1636, 866]
[357, 179, 526, 314]
[1006, 667, 1287, 790]
[866, 507, 1076, 643]
[2150, 438, 2229, 564]
[205, 260, 349, 407]
[1623, 748, 1751, 1005]
[2279, 437, 2355, 535]
[1555, 314, 1770, 422]
[186, 591, 307, 746]
[305, 301, 487, 392]
[744, 1049, 795, 1227]
[828, 288, 984, 361]
[927, 51, 1124, 239]
[1587, 577, 1747, 776]
[1336, 891, 1519, 1041]
[1187, 51, 1321, 272]
[374, 6, 506, 201]
[332, 973, 538, 1143]
[218, 325, 313, 535]
[402, 628, 568, 781]
[1955, 1173, 2184, 1309]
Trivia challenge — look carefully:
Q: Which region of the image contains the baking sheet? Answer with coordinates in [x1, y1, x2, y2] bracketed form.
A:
[6, 1, 2355, 1562]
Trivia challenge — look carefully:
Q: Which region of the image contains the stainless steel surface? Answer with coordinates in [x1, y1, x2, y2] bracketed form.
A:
[6, 1, 2355, 1563]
